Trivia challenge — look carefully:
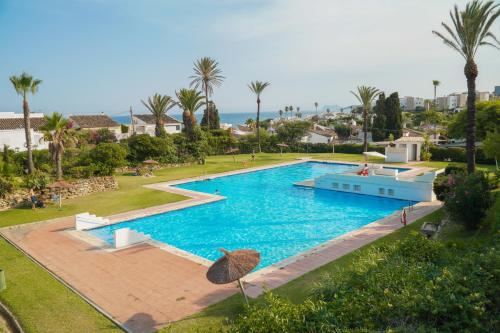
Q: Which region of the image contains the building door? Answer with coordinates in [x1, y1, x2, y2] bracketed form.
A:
[411, 144, 418, 160]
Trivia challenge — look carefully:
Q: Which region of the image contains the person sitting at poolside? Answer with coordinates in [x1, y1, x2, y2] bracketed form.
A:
[357, 164, 369, 176]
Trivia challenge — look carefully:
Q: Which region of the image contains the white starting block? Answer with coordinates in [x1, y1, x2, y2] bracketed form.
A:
[75, 212, 110, 231]
[113, 228, 150, 248]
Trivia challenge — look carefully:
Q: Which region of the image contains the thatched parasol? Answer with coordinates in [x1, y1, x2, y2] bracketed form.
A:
[47, 180, 73, 208]
[276, 143, 289, 155]
[206, 248, 260, 304]
[225, 148, 239, 163]
[142, 159, 159, 165]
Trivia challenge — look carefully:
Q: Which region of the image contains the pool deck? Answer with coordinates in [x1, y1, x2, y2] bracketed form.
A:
[0, 159, 441, 333]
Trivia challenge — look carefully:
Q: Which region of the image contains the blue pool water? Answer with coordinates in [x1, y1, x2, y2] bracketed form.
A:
[89, 162, 414, 269]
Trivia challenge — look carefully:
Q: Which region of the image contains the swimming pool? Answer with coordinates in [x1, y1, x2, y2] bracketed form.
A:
[89, 162, 415, 269]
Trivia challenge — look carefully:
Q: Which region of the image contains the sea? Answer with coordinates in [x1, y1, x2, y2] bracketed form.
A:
[113, 111, 317, 127]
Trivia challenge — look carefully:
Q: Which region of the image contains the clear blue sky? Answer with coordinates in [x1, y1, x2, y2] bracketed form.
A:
[0, 0, 499, 116]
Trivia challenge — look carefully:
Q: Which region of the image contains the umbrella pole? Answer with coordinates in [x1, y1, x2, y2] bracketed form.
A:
[237, 278, 249, 305]
[58, 189, 62, 208]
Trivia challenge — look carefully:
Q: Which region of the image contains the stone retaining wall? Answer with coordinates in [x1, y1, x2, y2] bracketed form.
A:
[0, 176, 118, 210]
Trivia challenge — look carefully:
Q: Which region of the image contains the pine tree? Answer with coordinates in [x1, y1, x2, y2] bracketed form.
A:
[372, 93, 387, 141]
[385, 92, 403, 139]
[201, 101, 221, 130]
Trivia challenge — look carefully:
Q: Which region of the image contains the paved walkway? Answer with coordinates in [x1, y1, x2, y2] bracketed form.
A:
[1, 217, 237, 333]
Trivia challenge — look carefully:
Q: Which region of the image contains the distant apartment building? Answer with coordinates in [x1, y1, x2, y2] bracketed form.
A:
[436, 91, 489, 111]
[399, 96, 425, 111]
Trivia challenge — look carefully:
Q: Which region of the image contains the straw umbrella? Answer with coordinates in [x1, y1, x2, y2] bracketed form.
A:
[276, 143, 289, 156]
[225, 148, 239, 163]
[47, 180, 73, 208]
[142, 159, 158, 174]
[206, 248, 260, 304]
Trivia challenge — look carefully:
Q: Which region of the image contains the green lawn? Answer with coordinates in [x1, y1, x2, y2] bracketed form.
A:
[0, 153, 494, 332]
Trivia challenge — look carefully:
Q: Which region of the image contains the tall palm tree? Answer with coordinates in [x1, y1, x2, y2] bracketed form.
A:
[176, 89, 205, 140]
[433, 0, 500, 173]
[40, 112, 73, 180]
[285, 106, 289, 119]
[278, 109, 283, 119]
[248, 81, 270, 153]
[141, 94, 176, 137]
[432, 80, 441, 105]
[351, 86, 381, 152]
[189, 57, 225, 130]
[296, 107, 301, 118]
[314, 102, 319, 116]
[9, 72, 42, 174]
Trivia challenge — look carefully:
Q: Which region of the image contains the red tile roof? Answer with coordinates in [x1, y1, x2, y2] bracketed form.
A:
[0, 117, 46, 131]
[68, 115, 119, 129]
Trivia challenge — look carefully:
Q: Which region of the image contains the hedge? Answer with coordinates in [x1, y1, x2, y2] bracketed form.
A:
[430, 146, 495, 165]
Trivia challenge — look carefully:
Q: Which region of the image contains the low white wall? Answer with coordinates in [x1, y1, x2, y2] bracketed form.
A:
[314, 172, 436, 202]
[385, 147, 408, 163]
[114, 228, 149, 248]
[75, 212, 110, 231]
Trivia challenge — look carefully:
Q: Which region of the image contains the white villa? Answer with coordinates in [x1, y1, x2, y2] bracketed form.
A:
[132, 114, 182, 136]
[385, 136, 424, 163]
[69, 114, 121, 135]
[0, 112, 48, 151]
[302, 125, 337, 144]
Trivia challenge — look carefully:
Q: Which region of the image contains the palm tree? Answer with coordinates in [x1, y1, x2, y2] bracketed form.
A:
[285, 106, 289, 119]
[9, 72, 42, 174]
[278, 109, 283, 119]
[314, 102, 319, 116]
[433, 0, 500, 173]
[40, 112, 73, 179]
[141, 94, 176, 137]
[351, 86, 381, 152]
[296, 107, 301, 118]
[190, 57, 225, 130]
[432, 80, 440, 105]
[176, 89, 205, 140]
[248, 81, 270, 153]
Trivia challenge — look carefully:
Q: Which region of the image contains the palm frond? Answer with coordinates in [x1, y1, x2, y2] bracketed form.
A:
[189, 57, 225, 97]
[433, 0, 500, 60]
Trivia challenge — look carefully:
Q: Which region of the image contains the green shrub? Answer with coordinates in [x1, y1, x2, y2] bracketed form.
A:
[127, 134, 177, 164]
[444, 163, 466, 175]
[228, 232, 500, 332]
[0, 176, 14, 198]
[429, 146, 495, 165]
[24, 171, 51, 190]
[444, 172, 493, 230]
[434, 174, 451, 201]
[89, 143, 128, 176]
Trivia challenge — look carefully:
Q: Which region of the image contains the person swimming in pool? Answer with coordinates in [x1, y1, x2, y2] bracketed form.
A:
[215, 189, 220, 195]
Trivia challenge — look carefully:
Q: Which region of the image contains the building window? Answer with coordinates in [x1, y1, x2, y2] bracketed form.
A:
[175, 125, 180, 131]
[332, 182, 339, 189]
[353, 185, 361, 192]
[379, 188, 385, 195]
[342, 184, 350, 190]
[388, 189, 395, 196]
